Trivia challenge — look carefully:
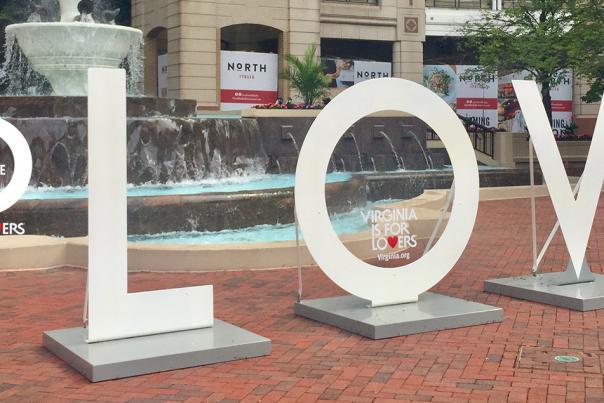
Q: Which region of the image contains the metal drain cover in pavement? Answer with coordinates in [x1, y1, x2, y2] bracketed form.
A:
[554, 355, 581, 363]
[515, 346, 597, 372]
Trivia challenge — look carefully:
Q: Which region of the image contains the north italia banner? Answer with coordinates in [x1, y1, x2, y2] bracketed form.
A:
[157, 54, 168, 98]
[220, 51, 279, 111]
[456, 66, 498, 128]
[423, 65, 499, 128]
[323, 58, 392, 90]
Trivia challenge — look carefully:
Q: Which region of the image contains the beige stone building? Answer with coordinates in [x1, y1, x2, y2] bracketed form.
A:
[132, 0, 426, 108]
[132, 0, 599, 133]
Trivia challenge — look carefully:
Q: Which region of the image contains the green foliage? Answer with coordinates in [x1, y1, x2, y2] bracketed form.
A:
[570, 1, 604, 103]
[582, 67, 604, 103]
[281, 44, 330, 106]
[461, 0, 604, 120]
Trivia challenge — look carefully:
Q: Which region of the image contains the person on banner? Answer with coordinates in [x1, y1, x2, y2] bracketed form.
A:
[325, 59, 354, 88]
[511, 109, 527, 132]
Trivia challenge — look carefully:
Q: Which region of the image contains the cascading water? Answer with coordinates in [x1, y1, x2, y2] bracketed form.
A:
[379, 131, 405, 170]
[1, 0, 143, 96]
[122, 36, 144, 95]
[0, 115, 272, 188]
[1, 29, 52, 95]
[407, 130, 433, 169]
[285, 132, 300, 155]
[349, 133, 365, 172]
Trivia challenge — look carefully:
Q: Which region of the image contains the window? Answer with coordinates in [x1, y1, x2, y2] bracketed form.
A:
[425, 0, 492, 9]
[324, 0, 379, 5]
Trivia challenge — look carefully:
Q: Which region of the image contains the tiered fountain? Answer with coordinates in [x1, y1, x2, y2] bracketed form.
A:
[5, 0, 143, 96]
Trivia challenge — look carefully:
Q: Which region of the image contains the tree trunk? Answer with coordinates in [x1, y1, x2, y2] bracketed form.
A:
[541, 80, 553, 125]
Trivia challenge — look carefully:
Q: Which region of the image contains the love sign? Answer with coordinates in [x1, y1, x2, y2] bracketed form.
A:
[0, 75, 602, 341]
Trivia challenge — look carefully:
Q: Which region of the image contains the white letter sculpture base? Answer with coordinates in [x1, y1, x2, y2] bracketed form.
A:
[43, 69, 270, 382]
[294, 294, 503, 340]
[43, 321, 271, 382]
[484, 262, 604, 312]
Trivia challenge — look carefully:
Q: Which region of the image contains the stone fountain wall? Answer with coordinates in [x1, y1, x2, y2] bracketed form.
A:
[0, 98, 437, 187]
[257, 116, 433, 174]
[1, 117, 268, 187]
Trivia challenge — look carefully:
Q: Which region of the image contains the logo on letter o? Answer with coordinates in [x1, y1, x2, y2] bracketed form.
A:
[295, 78, 479, 307]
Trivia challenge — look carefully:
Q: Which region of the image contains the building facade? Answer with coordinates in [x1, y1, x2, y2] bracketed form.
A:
[132, 0, 599, 133]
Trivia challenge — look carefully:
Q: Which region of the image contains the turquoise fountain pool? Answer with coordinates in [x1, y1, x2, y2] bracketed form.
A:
[128, 201, 394, 245]
[21, 172, 353, 200]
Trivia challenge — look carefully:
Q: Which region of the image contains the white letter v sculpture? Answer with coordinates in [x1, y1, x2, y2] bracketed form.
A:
[514, 80, 604, 284]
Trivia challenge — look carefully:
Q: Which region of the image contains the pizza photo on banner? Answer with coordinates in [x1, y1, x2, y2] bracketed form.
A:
[498, 70, 573, 135]
[220, 51, 279, 111]
[423, 65, 499, 129]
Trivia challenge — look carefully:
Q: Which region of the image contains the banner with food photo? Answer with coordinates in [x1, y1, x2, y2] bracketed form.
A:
[498, 70, 573, 134]
[423, 65, 458, 109]
[423, 65, 499, 128]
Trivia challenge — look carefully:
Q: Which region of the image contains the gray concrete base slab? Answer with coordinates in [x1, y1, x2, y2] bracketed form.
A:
[294, 292, 503, 339]
[43, 319, 271, 382]
[484, 273, 604, 311]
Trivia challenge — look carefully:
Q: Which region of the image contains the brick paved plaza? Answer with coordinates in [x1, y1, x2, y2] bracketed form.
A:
[1, 196, 604, 402]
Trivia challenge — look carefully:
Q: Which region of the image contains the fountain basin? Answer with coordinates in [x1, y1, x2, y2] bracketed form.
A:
[0, 191, 452, 272]
[3, 176, 368, 237]
[6, 23, 142, 95]
[0, 169, 540, 238]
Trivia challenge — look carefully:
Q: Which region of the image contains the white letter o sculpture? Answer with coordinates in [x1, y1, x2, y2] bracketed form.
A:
[0, 118, 32, 213]
[295, 78, 479, 307]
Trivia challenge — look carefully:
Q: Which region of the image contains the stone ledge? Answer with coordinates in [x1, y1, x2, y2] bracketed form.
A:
[241, 108, 413, 118]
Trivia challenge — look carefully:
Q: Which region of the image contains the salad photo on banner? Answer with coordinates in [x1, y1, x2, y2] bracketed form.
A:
[423, 65, 458, 108]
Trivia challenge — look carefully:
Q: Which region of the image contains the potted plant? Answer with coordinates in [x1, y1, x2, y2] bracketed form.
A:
[280, 44, 330, 108]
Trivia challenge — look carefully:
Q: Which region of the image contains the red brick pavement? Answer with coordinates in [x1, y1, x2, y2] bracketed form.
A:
[1, 196, 604, 402]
